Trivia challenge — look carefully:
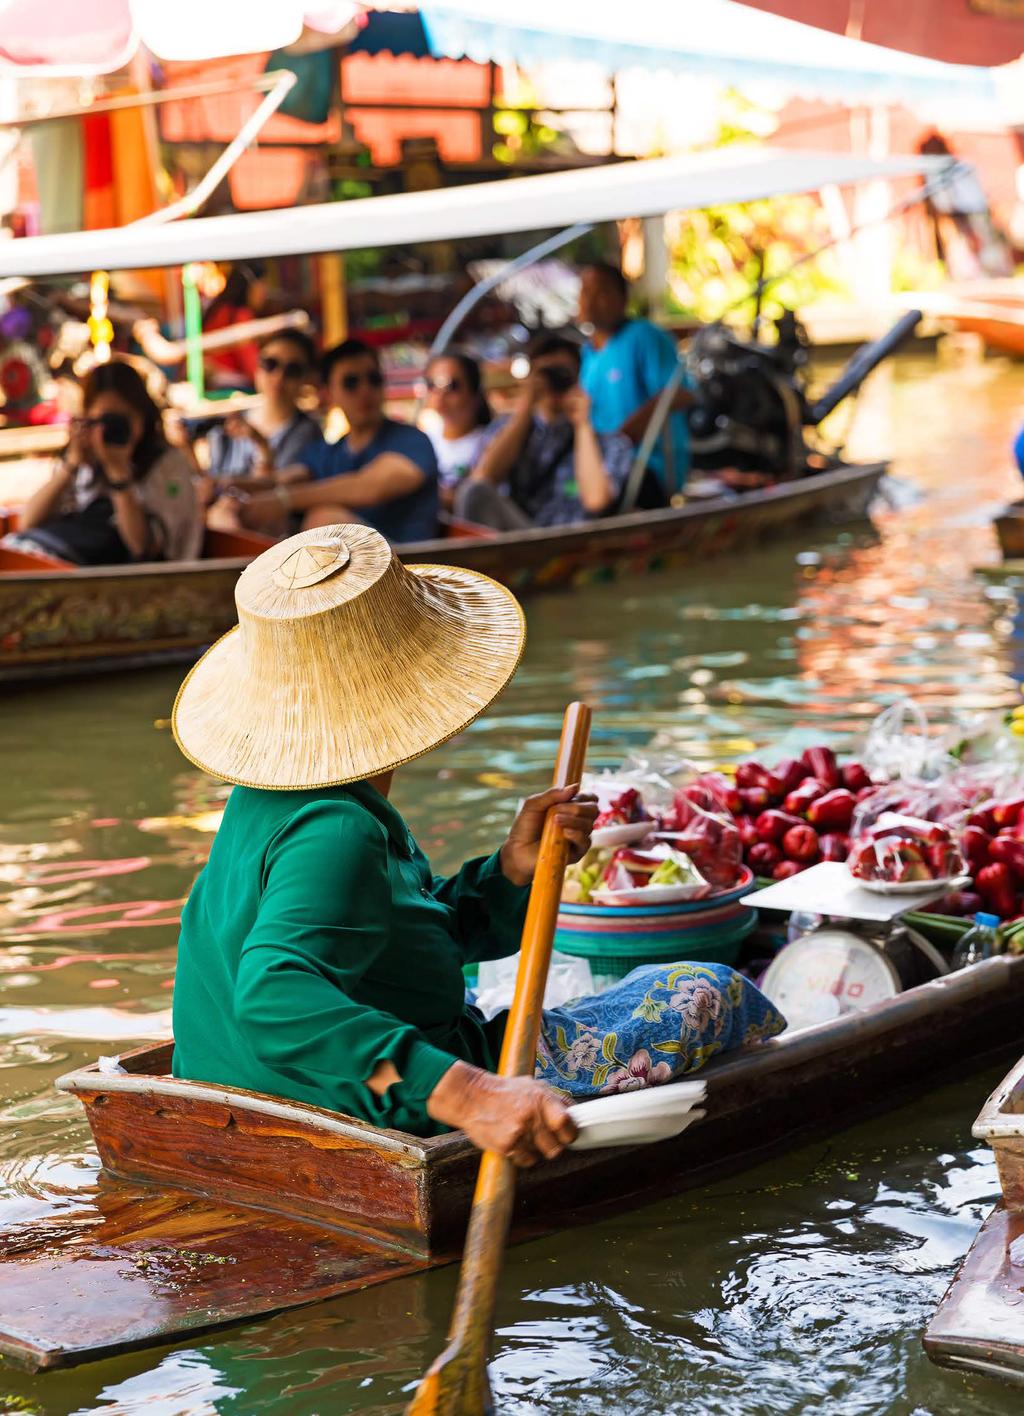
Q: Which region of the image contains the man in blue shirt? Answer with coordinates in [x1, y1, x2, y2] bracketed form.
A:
[578, 263, 694, 500]
[239, 339, 439, 544]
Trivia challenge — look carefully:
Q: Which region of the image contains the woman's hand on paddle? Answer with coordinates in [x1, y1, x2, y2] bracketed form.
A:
[500, 784, 598, 887]
[427, 1061, 577, 1166]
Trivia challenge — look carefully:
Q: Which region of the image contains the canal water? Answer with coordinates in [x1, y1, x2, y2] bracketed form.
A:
[2, 351, 1024, 1415]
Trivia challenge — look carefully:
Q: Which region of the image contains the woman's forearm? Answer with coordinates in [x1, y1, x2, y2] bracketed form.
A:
[472, 407, 532, 485]
[110, 487, 153, 559]
[19, 463, 73, 529]
[573, 422, 615, 513]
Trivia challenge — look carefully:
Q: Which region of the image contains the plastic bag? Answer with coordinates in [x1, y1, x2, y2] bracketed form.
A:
[860, 698, 958, 785]
[847, 814, 964, 884]
[660, 784, 742, 889]
[474, 949, 595, 1020]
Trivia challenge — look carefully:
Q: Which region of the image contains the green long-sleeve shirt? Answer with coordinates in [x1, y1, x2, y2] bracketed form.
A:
[171, 780, 529, 1135]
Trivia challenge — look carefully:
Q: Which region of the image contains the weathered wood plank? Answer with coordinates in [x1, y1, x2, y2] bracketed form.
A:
[924, 1204, 1024, 1384]
[0, 1176, 430, 1372]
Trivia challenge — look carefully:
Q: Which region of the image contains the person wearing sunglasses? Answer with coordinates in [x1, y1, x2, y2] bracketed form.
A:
[236, 338, 439, 544]
[458, 333, 632, 531]
[422, 352, 492, 509]
[201, 331, 322, 487]
[4, 359, 201, 566]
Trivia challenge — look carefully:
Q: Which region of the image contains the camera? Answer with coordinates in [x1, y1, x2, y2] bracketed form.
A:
[98, 412, 132, 446]
[537, 365, 576, 394]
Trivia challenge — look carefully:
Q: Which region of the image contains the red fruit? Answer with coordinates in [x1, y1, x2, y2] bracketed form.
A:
[800, 746, 841, 789]
[765, 758, 808, 799]
[682, 784, 718, 813]
[848, 839, 879, 881]
[976, 862, 1017, 917]
[865, 813, 948, 845]
[772, 860, 802, 880]
[738, 787, 771, 815]
[992, 797, 1024, 828]
[961, 825, 993, 871]
[967, 803, 997, 833]
[856, 785, 877, 803]
[988, 836, 1024, 880]
[782, 823, 820, 863]
[736, 762, 772, 791]
[934, 890, 983, 917]
[783, 778, 827, 815]
[807, 789, 856, 832]
[754, 809, 806, 843]
[738, 820, 760, 850]
[697, 773, 742, 815]
[925, 842, 958, 879]
[840, 761, 872, 793]
[819, 833, 851, 862]
[748, 842, 783, 875]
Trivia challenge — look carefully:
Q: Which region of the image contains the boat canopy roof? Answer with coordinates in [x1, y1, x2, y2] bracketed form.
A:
[0, 146, 947, 280]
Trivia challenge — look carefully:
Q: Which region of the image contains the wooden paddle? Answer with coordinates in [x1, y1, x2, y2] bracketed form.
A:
[406, 700, 592, 1416]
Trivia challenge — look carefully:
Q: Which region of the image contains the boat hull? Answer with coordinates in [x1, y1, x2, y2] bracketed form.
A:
[924, 1050, 1024, 1381]
[2, 951, 1022, 1371]
[0, 462, 884, 684]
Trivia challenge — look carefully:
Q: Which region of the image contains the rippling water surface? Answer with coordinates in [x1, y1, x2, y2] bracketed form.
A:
[3, 353, 1024, 1414]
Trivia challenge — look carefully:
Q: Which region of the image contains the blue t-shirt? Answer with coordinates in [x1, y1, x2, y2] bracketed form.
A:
[581, 319, 691, 491]
[296, 418, 439, 544]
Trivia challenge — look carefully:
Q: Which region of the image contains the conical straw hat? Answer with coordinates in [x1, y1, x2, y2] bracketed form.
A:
[172, 524, 525, 789]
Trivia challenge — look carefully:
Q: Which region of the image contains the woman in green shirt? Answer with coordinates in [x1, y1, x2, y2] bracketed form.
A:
[172, 523, 598, 1168]
[172, 524, 783, 1168]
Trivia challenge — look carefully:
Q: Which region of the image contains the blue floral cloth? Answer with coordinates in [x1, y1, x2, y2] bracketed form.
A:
[535, 963, 786, 1098]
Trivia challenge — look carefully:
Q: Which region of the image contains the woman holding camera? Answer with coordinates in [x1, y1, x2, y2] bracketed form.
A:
[457, 333, 632, 530]
[8, 360, 201, 566]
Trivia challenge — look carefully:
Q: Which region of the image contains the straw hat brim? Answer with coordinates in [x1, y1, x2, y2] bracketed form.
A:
[172, 562, 525, 790]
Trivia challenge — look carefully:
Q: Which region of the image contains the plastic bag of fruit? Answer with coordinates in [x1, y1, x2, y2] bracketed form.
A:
[658, 781, 742, 890]
[847, 813, 965, 885]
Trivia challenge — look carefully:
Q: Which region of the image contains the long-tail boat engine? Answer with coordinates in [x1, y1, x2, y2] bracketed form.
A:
[687, 308, 922, 478]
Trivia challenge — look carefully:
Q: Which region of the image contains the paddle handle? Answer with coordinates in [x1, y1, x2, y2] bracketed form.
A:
[406, 701, 592, 1416]
[496, 699, 591, 1079]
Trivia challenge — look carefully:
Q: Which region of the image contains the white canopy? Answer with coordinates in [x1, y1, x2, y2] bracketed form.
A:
[0, 147, 946, 279]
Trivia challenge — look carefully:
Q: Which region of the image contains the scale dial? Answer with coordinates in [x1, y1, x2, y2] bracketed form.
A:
[761, 929, 901, 1031]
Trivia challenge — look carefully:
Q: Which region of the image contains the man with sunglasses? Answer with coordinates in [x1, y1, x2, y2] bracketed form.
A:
[241, 339, 439, 544]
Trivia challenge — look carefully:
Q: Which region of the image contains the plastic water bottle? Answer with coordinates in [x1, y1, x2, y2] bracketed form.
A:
[952, 912, 1001, 970]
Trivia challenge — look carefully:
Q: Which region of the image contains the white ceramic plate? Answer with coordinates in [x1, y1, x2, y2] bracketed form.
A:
[568, 1080, 707, 1150]
[852, 872, 970, 896]
[590, 880, 711, 907]
[591, 821, 654, 848]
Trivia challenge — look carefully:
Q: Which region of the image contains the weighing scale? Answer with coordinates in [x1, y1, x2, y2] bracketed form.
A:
[743, 861, 952, 1031]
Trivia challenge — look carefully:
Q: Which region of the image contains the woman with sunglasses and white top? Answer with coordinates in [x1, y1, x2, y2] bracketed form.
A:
[203, 330, 322, 485]
[422, 351, 492, 509]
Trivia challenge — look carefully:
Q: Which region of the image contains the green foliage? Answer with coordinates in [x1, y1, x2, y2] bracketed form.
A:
[666, 91, 849, 325]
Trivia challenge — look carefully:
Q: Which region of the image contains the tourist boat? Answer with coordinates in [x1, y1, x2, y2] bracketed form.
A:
[0, 458, 884, 684]
[1, 949, 1021, 1372]
[0, 145, 945, 685]
[923, 1051, 1024, 1383]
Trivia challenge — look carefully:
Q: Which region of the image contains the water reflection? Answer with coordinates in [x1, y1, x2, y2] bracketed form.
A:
[2, 354, 1024, 1412]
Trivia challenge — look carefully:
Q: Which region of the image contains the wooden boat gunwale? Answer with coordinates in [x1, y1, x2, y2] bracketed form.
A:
[1, 457, 884, 586]
[57, 950, 1024, 1192]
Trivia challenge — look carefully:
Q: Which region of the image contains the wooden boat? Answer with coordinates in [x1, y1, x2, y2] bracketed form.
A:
[993, 503, 1024, 561]
[0, 458, 884, 685]
[911, 281, 1024, 359]
[924, 1051, 1024, 1383]
[2, 950, 1022, 1372]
